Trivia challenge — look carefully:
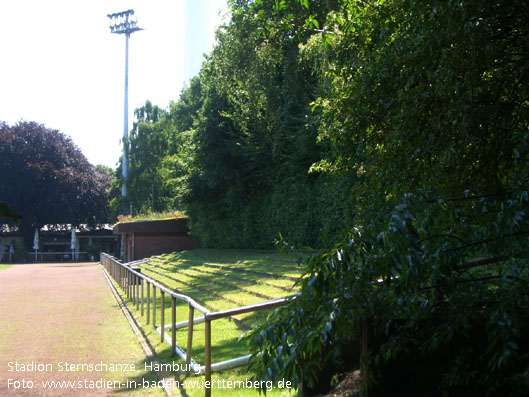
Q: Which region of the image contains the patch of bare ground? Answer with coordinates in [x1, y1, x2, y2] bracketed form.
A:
[318, 370, 361, 397]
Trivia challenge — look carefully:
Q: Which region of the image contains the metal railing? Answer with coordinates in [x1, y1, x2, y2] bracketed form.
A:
[100, 253, 293, 397]
[30, 251, 91, 262]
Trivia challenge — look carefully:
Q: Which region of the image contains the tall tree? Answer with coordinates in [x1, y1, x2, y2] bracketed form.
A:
[247, 0, 529, 394]
[128, 101, 169, 213]
[111, 91, 204, 218]
[0, 121, 111, 241]
[183, 0, 345, 247]
[309, 0, 529, 209]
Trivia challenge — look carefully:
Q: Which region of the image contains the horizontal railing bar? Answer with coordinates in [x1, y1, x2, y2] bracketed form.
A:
[126, 259, 148, 266]
[197, 354, 252, 375]
[31, 251, 89, 254]
[205, 295, 298, 321]
[164, 316, 205, 331]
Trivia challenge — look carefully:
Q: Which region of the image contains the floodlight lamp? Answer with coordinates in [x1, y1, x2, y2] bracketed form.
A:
[107, 9, 142, 34]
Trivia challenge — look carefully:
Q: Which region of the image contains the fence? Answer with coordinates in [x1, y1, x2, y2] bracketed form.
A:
[29, 251, 91, 262]
[100, 252, 292, 397]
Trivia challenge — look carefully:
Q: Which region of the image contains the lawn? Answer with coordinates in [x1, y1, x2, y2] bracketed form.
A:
[109, 249, 305, 396]
[0, 264, 11, 270]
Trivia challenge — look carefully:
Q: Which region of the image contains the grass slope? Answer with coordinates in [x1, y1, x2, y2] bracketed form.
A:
[114, 249, 304, 396]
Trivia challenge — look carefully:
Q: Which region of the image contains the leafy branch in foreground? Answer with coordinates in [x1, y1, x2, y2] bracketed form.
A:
[247, 190, 529, 395]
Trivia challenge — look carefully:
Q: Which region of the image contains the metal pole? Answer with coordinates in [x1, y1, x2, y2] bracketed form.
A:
[146, 282, 151, 325]
[186, 304, 195, 376]
[141, 279, 144, 316]
[130, 273, 136, 306]
[171, 297, 176, 357]
[205, 319, 212, 397]
[107, 10, 142, 210]
[122, 32, 130, 204]
[160, 291, 165, 342]
[152, 286, 157, 328]
[135, 275, 138, 306]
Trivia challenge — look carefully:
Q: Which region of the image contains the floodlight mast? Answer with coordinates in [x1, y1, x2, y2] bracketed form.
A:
[107, 9, 143, 212]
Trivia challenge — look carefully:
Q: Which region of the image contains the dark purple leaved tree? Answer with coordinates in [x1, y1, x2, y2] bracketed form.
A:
[0, 121, 111, 244]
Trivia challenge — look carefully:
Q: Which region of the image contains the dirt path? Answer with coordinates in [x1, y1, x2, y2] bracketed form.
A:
[0, 263, 162, 396]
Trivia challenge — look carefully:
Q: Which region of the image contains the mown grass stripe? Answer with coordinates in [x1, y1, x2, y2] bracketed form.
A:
[174, 265, 296, 293]
[146, 262, 276, 301]
[152, 261, 299, 291]
[174, 249, 300, 264]
[199, 263, 300, 281]
[141, 265, 243, 307]
[150, 256, 302, 278]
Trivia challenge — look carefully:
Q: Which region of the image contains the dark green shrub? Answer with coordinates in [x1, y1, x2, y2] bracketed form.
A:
[247, 191, 529, 395]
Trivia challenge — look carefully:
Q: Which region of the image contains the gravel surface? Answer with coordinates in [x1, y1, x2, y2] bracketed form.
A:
[0, 263, 158, 396]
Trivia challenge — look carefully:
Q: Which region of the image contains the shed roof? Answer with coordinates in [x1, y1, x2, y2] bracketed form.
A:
[113, 218, 190, 235]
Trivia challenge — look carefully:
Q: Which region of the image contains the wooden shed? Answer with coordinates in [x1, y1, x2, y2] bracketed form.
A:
[113, 218, 200, 262]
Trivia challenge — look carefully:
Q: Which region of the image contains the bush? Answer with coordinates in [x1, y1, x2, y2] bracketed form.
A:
[247, 191, 529, 395]
[187, 172, 357, 249]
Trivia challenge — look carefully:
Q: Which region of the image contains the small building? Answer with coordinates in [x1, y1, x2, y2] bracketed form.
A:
[113, 218, 200, 262]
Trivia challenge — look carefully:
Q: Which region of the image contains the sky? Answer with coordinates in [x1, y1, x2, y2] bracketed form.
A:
[0, 0, 228, 168]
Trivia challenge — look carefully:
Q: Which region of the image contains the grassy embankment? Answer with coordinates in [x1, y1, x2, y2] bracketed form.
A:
[112, 249, 305, 397]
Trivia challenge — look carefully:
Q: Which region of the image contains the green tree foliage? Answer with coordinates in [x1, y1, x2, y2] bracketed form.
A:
[307, 0, 529, 208]
[183, 0, 354, 248]
[111, 82, 204, 220]
[251, 194, 529, 395]
[128, 100, 169, 213]
[113, 0, 357, 248]
[0, 201, 22, 224]
[0, 121, 111, 240]
[101, 0, 528, 391]
[246, 0, 529, 394]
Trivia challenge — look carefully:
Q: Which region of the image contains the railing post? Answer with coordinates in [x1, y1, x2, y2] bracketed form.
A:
[130, 271, 136, 300]
[171, 297, 176, 357]
[128, 271, 132, 299]
[135, 274, 138, 304]
[152, 286, 157, 329]
[146, 282, 151, 325]
[141, 279, 144, 316]
[186, 303, 195, 376]
[205, 319, 211, 397]
[160, 291, 165, 342]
